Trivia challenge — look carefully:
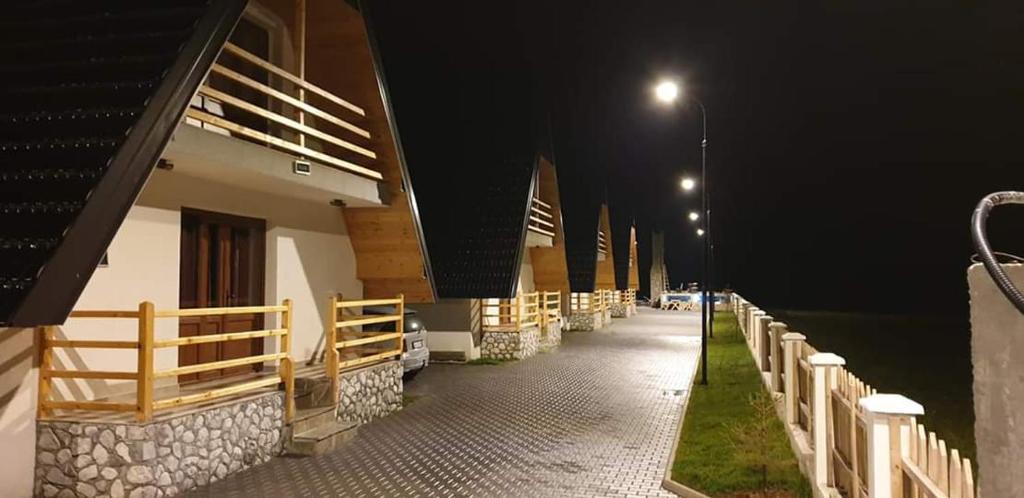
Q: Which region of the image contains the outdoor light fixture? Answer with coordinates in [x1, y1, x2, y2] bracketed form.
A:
[655, 80, 680, 103]
[655, 76, 712, 386]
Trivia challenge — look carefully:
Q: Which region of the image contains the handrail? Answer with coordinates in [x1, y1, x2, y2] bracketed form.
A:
[325, 294, 405, 398]
[38, 300, 294, 423]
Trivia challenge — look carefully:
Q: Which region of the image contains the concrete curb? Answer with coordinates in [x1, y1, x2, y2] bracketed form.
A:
[660, 338, 711, 498]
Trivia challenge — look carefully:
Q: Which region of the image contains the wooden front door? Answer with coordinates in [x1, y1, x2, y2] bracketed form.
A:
[178, 209, 266, 383]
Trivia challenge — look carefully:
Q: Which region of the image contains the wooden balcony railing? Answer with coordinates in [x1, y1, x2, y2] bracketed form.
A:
[38, 301, 295, 423]
[325, 294, 405, 396]
[597, 230, 608, 254]
[481, 292, 539, 332]
[187, 42, 383, 181]
[528, 197, 555, 237]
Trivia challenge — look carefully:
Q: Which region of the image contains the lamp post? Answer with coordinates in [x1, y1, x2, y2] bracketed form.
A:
[657, 80, 712, 386]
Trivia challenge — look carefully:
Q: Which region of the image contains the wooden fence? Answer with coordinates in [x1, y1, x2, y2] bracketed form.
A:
[569, 292, 596, 313]
[325, 294, 404, 398]
[38, 301, 294, 423]
[732, 294, 976, 498]
[481, 292, 540, 332]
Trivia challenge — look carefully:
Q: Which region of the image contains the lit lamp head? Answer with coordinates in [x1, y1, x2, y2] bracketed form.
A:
[688, 211, 699, 222]
[655, 80, 680, 104]
[680, 177, 696, 191]
[696, 228, 705, 237]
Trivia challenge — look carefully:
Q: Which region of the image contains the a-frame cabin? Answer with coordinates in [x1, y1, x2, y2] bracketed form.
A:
[0, 1, 435, 495]
[413, 153, 567, 362]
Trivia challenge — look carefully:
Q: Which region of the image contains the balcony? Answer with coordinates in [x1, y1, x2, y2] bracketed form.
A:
[166, 41, 384, 207]
[597, 229, 609, 260]
[526, 195, 556, 247]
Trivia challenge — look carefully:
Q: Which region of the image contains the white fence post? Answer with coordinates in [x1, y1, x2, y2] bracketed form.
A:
[810, 352, 845, 493]
[768, 321, 787, 393]
[860, 394, 924, 498]
[751, 310, 765, 359]
[758, 314, 773, 375]
[782, 332, 806, 426]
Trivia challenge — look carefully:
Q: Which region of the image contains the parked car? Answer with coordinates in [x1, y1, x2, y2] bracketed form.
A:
[362, 305, 429, 377]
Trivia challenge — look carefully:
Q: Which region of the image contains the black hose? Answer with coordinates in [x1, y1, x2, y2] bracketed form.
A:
[971, 191, 1024, 314]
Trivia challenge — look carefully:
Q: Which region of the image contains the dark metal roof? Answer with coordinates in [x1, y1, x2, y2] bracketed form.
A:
[0, 0, 247, 325]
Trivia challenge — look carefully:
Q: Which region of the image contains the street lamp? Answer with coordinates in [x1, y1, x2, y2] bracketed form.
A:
[658, 78, 712, 386]
[688, 211, 700, 222]
[680, 177, 696, 191]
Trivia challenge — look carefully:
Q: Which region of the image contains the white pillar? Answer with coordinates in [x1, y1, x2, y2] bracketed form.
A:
[768, 321, 787, 393]
[751, 310, 765, 358]
[810, 352, 845, 492]
[782, 332, 806, 426]
[860, 394, 924, 498]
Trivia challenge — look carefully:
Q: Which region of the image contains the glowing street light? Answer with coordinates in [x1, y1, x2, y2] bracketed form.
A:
[696, 228, 705, 236]
[680, 177, 696, 191]
[655, 80, 680, 103]
[688, 211, 700, 222]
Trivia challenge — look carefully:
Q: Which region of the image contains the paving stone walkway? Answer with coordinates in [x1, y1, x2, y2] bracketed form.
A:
[189, 308, 701, 497]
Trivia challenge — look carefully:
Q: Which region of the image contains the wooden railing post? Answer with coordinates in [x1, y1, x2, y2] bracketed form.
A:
[768, 321, 787, 393]
[810, 352, 845, 493]
[326, 294, 340, 405]
[37, 326, 55, 418]
[783, 332, 807, 425]
[860, 394, 924, 498]
[137, 301, 155, 422]
[396, 294, 405, 352]
[281, 299, 294, 423]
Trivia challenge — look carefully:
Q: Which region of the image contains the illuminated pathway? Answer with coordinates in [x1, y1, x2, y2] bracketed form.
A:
[190, 308, 702, 498]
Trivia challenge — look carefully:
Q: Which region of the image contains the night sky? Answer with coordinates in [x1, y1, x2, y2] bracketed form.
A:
[368, 1, 1024, 316]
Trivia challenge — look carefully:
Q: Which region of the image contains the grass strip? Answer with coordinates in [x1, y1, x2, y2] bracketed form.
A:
[672, 311, 811, 497]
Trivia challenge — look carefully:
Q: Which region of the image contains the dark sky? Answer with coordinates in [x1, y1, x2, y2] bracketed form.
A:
[368, 1, 1024, 315]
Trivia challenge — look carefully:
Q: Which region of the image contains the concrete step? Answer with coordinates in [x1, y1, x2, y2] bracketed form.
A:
[290, 406, 337, 436]
[294, 375, 334, 410]
[286, 419, 359, 456]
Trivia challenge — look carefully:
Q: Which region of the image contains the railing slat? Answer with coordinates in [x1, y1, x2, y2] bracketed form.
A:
[155, 304, 288, 317]
[336, 315, 402, 329]
[153, 376, 282, 411]
[336, 349, 402, 371]
[154, 353, 287, 379]
[48, 339, 138, 349]
[41, 400, 136, 413]
[335, 332, 403, 349]
[153, 329, 286, 348]
[43, 370, 137, 380]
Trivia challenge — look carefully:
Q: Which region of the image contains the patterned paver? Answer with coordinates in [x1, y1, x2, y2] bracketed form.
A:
[189, 308, 701, 497]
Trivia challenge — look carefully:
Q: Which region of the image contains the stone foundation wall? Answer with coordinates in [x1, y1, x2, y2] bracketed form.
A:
[481, 328, 540, 360]
[35, 392, 284, 498]
[337, 360, 403, 425]
[568, 312, 599, 331]
[540, 320, 562, 348]
[609, 302, 629, 318]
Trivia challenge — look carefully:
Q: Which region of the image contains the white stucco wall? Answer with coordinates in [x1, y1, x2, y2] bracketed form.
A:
[0, 326, 38, 498]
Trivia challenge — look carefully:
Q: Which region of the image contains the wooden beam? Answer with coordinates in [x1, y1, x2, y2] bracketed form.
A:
[154, 353, 287, 379]
[153, 328, 287, 348]
[152, 376, 281, 411]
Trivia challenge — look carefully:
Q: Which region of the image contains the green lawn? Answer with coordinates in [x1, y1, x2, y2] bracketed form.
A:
[672, 311, 811, 497]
